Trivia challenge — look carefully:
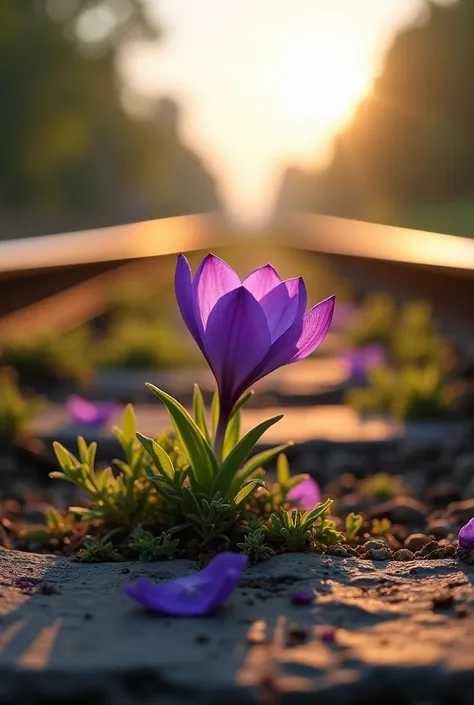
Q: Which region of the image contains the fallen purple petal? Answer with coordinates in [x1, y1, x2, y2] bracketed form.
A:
[321, 628, 336, 644]
[17, 581, 36, 590]
[287, 477, 321, 510]
[126, 553, 248, 616]
[66, 395, 117, 428]
[291, 590, 314, 605]
[343, 344, 387, 380]
[458, 518, 474, 550]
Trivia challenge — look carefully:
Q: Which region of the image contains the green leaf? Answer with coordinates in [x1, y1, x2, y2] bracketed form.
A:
[145, 384, 217, 484]
[214, 414, 283, 496]
[136, 432, 175, 479]
[53, 442, 76, 470]
[97, 467, 114, 492]
[77, 436, 89, 465]
[211, 391, 219, 437]
[231, 443, 292, 496]
[234, 479, 266, 506]
[222, 409, 240, 460]
[277, 453, 290, 485]
[122, 404, 137, 443]
[193, 384, 211, 444]
[230, 390, 254, 418]
[87, 442, 97, 470]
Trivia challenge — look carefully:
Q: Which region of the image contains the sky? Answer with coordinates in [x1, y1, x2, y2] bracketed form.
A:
[120, 0, 446, 224]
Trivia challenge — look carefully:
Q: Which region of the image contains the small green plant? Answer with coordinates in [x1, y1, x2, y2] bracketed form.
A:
[237, 528, 273, 563]
[77, 541, 119, 563]
[359, 473, 407, 500]
[51, 405, 163, 529]
[267, 499, 336, 551]
[0, 368, 45, 446]
[1, 327, 94, 386]
[348, 293, 396, 349]
[128, 526, 179, 561]
[347, 363, 456, 421]
[345, 512, 363, 542]
[370, 517, 392, 537]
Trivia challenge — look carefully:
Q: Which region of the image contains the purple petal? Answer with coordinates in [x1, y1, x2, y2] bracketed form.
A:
[291, 590, 313, 605]
[287, 477, 321, 510]
[343, 344, 387, 380]
[459, 518, 474, 550]
[290, 296, 335, 362]
[126, 553, 248, 616]
[66, 396, 116, 427]
[259, 278, 307, 343]
[193, 254, 240, 331]
[242, 264, 281, 300]
[203, 287, 271, 407]
[175, 254, 202, 347]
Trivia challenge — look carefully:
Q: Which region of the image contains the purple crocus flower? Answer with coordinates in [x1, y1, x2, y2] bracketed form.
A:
[287, 477, 321, 510]
[175, 254, 334, 441]
[66, 395, 117, 428]
[458, 518, 474, 550]
[126, 553, 248, 616]
[343, 344, 387, 381]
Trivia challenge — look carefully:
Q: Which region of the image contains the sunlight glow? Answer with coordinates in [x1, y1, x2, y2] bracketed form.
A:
[272, 36, 372, 132]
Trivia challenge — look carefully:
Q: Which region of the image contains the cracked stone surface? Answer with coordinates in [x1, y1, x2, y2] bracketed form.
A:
[0, 549, 473, 704]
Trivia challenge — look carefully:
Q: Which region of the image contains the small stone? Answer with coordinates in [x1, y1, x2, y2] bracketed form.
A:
[446, 499, 474, 525]
[83, 612, 93, 620]
[362, 539, 387, 552]
[425, 520, 455, 540]
[418, 540, 439, 557]
[287, 624, 308, 646]
[404, 533, 431, 553]
[195, 634, 210, 643]
[291, 590, 313, 605]
[121, 567, 131, 574]
[432, 592, 454, 610]
[393, 548, 415, 561]
[38, 582, 59, 595]
[366, 548, 389, 561]
[456, 605, 469, 618]
[370, 497, 427, 527]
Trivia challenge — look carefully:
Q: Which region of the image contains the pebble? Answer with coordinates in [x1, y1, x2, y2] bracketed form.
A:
[393, 549, 415, 561]
[404, 533, 431, 553]
[415, 541, 439, 558]
[370, 497, 427, 527]
[366, 548, 389, 561]
[425, 520, 455, 540]
[446, 499, 474, 524]
[362, 539, 387, 552]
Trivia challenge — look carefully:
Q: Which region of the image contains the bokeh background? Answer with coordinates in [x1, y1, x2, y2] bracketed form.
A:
[1, 0, 471, 236]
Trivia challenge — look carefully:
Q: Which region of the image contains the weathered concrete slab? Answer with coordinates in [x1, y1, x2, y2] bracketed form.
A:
[34, 404, 403, 462]
[0, 550, 473, 704]
[89, 355, 348, 405]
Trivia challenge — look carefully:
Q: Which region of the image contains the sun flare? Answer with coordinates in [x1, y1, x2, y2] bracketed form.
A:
[273, 36, 371, 132]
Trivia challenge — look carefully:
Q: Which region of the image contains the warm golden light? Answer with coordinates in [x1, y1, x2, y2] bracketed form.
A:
[272, 36, 371, 132]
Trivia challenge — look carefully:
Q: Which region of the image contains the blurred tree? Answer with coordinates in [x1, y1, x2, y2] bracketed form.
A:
[274, 0, 474, 234]
[0, 1, 221, 237]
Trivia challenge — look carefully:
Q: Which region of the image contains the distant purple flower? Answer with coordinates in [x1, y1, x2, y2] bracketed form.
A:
[126, 553, 248, 616]
[175, 254, 334, 438]
[287, 477, 321, 510]
[17, 581, 35, 590]
[66, 395, 117, 428]
[321, 628, 336, 644]
[343, 344, 387, 381]
[458, 518, 474, 550]
[291, 590, 313, 605]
